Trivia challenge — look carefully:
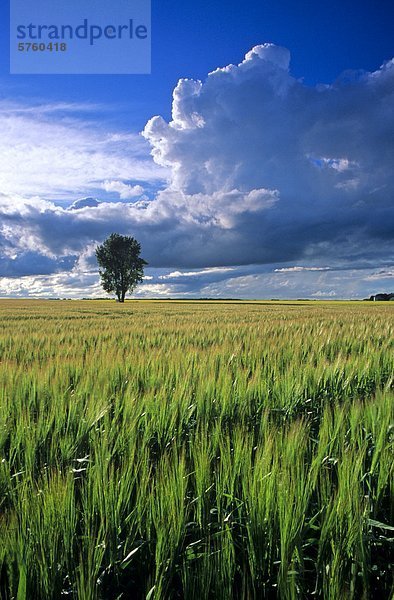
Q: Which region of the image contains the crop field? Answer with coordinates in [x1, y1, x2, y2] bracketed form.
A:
[0, 299, 392, 599]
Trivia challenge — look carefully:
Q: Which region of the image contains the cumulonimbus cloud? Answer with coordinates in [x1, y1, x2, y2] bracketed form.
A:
[141, 43, 394, 268]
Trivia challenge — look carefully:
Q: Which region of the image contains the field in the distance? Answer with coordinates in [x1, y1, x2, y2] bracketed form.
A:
[0, 299, 392, 599]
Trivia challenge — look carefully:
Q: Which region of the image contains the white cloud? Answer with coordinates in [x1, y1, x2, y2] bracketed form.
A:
[309, 156, 358, 173]
[364, 269, 394, 280]
[0, 272, 102, 299]
[69, 197, 100, 210]
[159, 267, 235, 280]
[311, 290, 337, 297]
[0, 100, 167, 199]
[101, 180, 145, 199]
[134, 283, 175, 297]
[274, 266, 331, 273]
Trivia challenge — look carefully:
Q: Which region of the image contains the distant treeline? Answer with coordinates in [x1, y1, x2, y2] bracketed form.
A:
[367, 293, 394, 301]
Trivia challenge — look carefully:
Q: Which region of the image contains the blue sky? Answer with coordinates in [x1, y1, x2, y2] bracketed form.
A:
[0, 0, 394, 298]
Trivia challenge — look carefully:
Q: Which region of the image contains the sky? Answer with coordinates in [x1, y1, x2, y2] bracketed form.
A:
[0, 0, 394, 299]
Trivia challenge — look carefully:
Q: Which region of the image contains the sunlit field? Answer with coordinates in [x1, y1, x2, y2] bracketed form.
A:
[0, 299, 392, 599]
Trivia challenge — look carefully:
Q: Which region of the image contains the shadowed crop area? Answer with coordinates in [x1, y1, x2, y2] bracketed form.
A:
[0, 300, 392, 599]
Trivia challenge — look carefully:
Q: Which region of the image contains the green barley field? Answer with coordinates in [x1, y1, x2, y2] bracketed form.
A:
[0, 299, 392, 599]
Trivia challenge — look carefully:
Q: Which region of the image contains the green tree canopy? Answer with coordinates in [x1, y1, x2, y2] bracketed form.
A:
[95, 233, 147, 302]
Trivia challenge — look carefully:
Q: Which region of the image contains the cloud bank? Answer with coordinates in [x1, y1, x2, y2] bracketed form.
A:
[1, 43, 393, 297]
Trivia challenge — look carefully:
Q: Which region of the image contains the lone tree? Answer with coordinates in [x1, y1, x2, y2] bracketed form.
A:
[95, 233, 147, 302]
